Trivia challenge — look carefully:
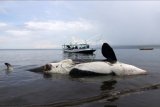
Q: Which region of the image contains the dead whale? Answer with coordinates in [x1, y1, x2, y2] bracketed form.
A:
[40, 43, 147, 77]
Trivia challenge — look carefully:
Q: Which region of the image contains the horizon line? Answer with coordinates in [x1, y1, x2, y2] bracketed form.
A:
[1, 44, 160, 50]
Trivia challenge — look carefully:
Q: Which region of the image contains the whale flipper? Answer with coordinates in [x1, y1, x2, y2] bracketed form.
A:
[101, 43, 117, 63]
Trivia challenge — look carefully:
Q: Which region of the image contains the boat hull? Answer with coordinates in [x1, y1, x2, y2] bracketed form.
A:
[63, 49, 96, 54]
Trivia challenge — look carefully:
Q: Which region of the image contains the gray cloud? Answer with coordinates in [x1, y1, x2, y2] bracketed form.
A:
[66, 1, 160, 45]
[0, 1, 160, 49]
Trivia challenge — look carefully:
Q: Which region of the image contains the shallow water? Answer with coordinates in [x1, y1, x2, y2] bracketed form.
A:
[0, 48, 160, 107]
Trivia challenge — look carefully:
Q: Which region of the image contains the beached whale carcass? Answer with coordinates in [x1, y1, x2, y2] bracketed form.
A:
[42, 43, 147, 76]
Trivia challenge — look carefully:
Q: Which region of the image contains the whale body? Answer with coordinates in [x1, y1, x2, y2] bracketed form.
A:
[43, 59, 146, 76]
[42, 43, 147, 76]
[70, 61, 146, 76]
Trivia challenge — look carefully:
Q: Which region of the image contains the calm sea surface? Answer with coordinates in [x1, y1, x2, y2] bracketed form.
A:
[0, 48, 160, 107]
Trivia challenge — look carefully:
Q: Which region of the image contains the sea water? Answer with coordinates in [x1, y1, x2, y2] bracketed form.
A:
[0, 48, 160, 107]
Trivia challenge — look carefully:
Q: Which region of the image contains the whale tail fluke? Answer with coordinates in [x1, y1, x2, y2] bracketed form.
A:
[101, 43, 117, 63]
[4, 63, 12, 67]
[4, 63, 13, 70]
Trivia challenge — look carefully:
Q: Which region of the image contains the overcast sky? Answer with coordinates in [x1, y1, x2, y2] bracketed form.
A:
[0, 1, 160, 49]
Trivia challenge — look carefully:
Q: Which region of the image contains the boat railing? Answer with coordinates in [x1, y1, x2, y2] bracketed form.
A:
[63, 44, 90, 50]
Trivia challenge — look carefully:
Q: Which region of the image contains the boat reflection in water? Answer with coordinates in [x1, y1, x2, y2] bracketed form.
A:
[63, 52, 96, 62]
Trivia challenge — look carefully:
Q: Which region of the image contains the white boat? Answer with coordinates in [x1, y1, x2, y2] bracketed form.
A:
[62, 43, 96, 54]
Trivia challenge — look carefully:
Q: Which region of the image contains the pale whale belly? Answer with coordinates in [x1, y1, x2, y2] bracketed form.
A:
[70, 62, 115, 77]
[70, 61, 147, 77]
